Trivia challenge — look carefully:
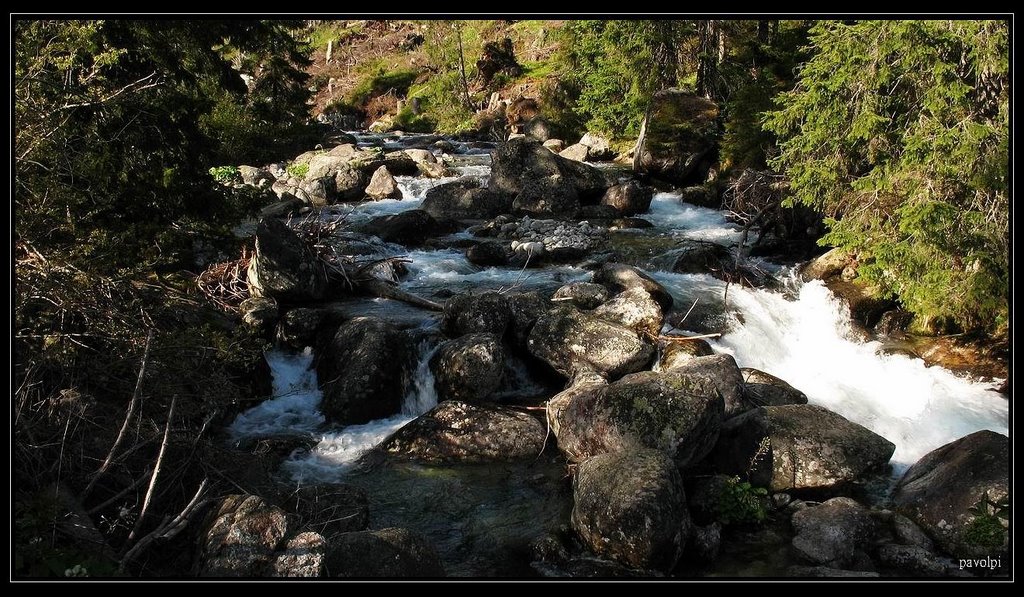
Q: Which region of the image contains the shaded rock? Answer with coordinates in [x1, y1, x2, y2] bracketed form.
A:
[422, 178, 512, 220]
[593, 287, 663, 336]
[552, 282, 610, 310]
[331, 164, 368, 201]
[791, 497, 875, 567]
[554, 370, 723, 466]
[711, 405, 896, 492]
[316, 317, 407, 425]
[356, 209, 454, 246]
[239, 165, 275, 188]
[241, 296, 279, 333]
[522, 116, 553, 142]
[740, 368, 808, 407]
[298, 176, 333, 207]
[572, 449, 690, 571]
[364, 165, 402, 199]
[324, 528, 445, 577]
[430, 333, 505, 403]
[578, 204, 621, 220]
[466, 241, 511, 266]
[601, 180, 654, 216]
[892, 430, 1008, 557]
[199, 494, 291, 577]
[892, 513, 934, 551]
[442, 291, 511, 337]
[490, 138, 608, 217]
[269, 532, 326, 578]
[559, 143, 590, 162]
[505, 290, 548, 348]
[658, 340, 714, 369]
[260, 197, 304, 219]
[688, 522, 722, 563]
[247, 219, 327, 302]
[378, 401, 546, 464]
[876, 544, 947, 576]
[634, 89, 720, 185]
[527, 305, 654, 380]
[592, 263, 674, 311]
[678, 185, 718, 208]
[287, 484, 369, 538]
[670, 239, 732, 275]
[277, 308, 324, 349]
[545, 369, 608, 440]
[662, 354, 748, 418]
[579, 132, 615, 161]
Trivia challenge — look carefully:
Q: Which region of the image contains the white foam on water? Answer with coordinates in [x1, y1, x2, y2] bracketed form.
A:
[400, 248, 588, 293]
[228, 348, 325, 437]
[644, 192, 744, 243]
[283, 339, 441, 482]
[706, 276, 1008, 472]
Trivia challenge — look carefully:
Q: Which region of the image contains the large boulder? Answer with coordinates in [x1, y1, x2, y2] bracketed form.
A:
[442, 291, 511, 337]
[572, 449, 690, 571]
[892, 430, 1009, 557]
[559, 143, 590, 163]
[601, 181, 653, 216]
[489, 138, 608, 217]
[592, 263, 674, 311]
[552, 282, 610, 310]
[276, 307, 325, 349]
[801, 247, 854, 281]
[554, 370, 724, 467]
[592, 287, 664, 337]
[527, 305, 654, 380]
[305, 154, 367, 201]
[324, 528, 445, 577]
[377, 401, 546, 464]
[710, 405, 896, 492]
[791, 497, 876, 568]
[241, 296, 279, 335]
[505, 290, 549, 349]
[247, 219, 327, 302]
[579, 132, 615, 161]
[421, 178, 512, 220]
[660, 354, 748, 418]
[741, 368, 808, 407]
[198, 494, 292, 577]
[466, 241, 511, 267]
[356, 209, 455, 246]
[269, 532, 326, 577]
[670, 239, 732, 275]
[364, 165, 402, 199]
[429, 333, 505, 403]
[633, 89, 720, 185]
[316, 318, 407, 425]
[657, 340, 714, 370]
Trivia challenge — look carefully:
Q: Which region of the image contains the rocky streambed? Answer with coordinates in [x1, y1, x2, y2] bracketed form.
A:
[203, 130, 1007, 578]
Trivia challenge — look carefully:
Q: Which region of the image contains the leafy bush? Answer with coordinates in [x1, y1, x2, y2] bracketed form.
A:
[209, 165, 240, 183]
[715, 476, 769, 525]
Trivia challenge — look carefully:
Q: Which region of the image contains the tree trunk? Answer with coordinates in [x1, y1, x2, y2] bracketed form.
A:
[696, 20, 722, 101]
[455, 23, 473, 110]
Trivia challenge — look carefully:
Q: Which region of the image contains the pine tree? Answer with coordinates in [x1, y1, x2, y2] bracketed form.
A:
[765, 20, 1009, 333]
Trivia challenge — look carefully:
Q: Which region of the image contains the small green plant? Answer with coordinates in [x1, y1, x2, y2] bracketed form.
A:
[963, 491, 1009, 551]
[286, 162, 309, 178]
[716, 476, 769, 525]
[208, 165, 239, 183]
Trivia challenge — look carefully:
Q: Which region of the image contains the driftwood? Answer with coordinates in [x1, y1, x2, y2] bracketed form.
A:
[358, 278, 444, 311]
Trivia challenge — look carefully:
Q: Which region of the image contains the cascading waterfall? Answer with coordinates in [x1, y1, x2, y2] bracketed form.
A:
[709, 274, 1008, 473]
[229, 338, 441, 483]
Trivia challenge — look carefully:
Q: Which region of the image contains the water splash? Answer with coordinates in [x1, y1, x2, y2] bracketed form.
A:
[227, 348, 325, 437]
[643, 192, 744, 243]
[709, 276, 1008, 472]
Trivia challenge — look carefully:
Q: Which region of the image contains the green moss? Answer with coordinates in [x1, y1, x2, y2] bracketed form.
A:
[962, 514, 1006, 551]
[287, 162, 309, 178]
[347, 67, 419, 106]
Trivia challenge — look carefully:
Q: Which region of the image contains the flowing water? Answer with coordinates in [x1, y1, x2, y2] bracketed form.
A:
[229, 135, 1008, 576]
